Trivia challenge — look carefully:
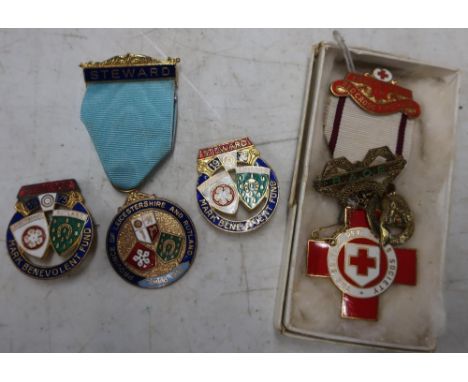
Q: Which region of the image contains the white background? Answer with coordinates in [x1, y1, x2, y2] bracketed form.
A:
[0, 29, 466, 352]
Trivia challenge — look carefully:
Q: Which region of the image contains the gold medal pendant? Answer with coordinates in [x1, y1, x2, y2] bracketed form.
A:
[6, 179, 94, 280]
[79, 54, 197, 288]
[106, 191, 197, 288]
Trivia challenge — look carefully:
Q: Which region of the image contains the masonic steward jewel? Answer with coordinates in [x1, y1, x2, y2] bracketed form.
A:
[106, 191, 196, 288]
[6, 179, 94, 280]
[196, 137, 279, 233]
[80, 54, 197, 288]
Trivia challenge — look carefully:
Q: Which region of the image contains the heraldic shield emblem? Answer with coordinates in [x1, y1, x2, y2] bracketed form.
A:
[236, 166, 270, 210]
[196, 137, 279, 233]
[6, 179, 94, 280]
[50, 210, 88, 256]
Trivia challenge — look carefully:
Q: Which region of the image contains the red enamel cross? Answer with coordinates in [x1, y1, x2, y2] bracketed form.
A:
[377, 69, 389, 80]
[307, 209, 417, 320]
[350, 248, 376, 275]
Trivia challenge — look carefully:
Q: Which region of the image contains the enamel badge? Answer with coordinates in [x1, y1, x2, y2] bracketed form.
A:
[330, 69, 421, 118]
[6, 179, 94, 279]
[307, 208, 416, 320]
[106, 191, 197, 288]
[196, 137, 279, 233]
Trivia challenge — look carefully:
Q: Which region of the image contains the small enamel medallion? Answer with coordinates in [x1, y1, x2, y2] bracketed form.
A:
[6, 179, 94, 279]
[196, 137, 279, 233]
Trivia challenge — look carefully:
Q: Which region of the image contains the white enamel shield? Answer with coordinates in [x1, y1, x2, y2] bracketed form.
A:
[10, 211, 50, 258]
[343, 243, 380, 287]
[197, 171, 239, 215]
[131, 211, 160, 244]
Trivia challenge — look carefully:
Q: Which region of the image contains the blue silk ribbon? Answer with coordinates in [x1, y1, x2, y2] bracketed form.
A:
[81, 78, 176, 190]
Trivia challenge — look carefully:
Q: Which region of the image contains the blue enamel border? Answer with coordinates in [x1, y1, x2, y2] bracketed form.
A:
[196, 157, 279, 233]
[106, 198, 197, 289]
[5, 201, 94, 280]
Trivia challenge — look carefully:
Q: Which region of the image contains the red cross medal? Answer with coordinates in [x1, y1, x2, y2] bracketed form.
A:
[309, 145, 418, 320]
[307, 208, 416, 320]
[307, 64, 422, 320]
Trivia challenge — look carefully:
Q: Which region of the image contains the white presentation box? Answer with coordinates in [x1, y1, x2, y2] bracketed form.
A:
[274, 42, 460, 351]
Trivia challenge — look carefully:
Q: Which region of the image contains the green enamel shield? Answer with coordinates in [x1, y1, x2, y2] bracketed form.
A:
[50, 210, 88, 256]
[236, 166, 270, 209]
[156, 232, 183, 262]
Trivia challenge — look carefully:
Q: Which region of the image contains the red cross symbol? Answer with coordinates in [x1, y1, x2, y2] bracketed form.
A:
[377, 69, 390, 80]
[307, 208, 416, 320]
[350, 248, 376, 276]
[377, 69, 389, 80]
